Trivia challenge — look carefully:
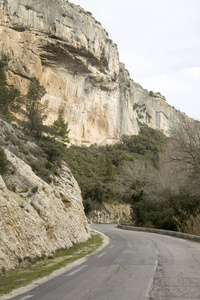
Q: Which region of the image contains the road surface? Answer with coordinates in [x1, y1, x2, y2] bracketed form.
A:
[9, 224, 200, 300]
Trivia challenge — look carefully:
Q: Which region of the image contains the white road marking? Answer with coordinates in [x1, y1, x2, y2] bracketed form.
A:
[18, 296, 33, 300]
[145, 248, 159, 298]
[145, 278, 154, 298]
[67, 265, 87, 276]
[109, 245, 114, 249]
[98, 252, 106, 258]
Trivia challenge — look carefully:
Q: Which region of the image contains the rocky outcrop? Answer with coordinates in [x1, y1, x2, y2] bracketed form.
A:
[89, 203, 131, 224]
[0, 0, 186, 145]
[0, 120, 90, 271]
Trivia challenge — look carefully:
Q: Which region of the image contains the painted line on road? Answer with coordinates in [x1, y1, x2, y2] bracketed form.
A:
[145, 248, 159, 298]
[145, 278, 154, 298]
[67, 265, 87, 276]
[109, 245, 114, 249]
[18, 296, 33, 300]
[98, 252, 106, 258]
[154, 249, 159, 271]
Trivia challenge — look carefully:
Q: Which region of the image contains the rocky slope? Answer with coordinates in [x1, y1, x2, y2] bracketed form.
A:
[0, 0, 185, 145]
[0, 119, 90, 271]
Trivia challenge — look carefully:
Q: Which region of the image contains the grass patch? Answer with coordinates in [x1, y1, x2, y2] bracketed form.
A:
[0, 231, 103, 295]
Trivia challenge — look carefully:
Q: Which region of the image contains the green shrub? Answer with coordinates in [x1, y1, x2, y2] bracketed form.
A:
[130, 188, 200, 231]
[31, 186, 38, 194]
[83, 198, 94, 214]
[0, 147, 7, 175]
[63, 126, 167, 214]
[0, 55, 22, 119]
[149, 91, 154, 96]
[37, 138, 64, 163]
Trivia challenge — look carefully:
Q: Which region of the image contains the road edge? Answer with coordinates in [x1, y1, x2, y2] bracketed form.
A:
[0, 228, 110, 300]
[118, 224, 200, 243]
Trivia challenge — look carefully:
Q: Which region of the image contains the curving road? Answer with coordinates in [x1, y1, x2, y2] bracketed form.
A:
[9, 224, 200, 300]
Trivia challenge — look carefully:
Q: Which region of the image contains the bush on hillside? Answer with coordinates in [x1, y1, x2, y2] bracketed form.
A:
[122, 125, 166, 166]
[0, 147, 7, 175]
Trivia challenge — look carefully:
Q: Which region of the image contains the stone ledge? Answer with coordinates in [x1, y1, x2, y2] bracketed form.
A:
[118, 224, 200, 243]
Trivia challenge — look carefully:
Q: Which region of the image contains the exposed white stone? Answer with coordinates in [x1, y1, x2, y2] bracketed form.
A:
[0, 148, 90, 271]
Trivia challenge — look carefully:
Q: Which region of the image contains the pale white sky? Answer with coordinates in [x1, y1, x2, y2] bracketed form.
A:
[71, 0, 200, 120]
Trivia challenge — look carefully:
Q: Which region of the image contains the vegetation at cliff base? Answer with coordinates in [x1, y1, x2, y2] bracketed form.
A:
[63, 125, 167, 214]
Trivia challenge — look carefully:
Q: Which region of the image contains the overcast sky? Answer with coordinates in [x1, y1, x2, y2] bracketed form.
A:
[71, 0, 200, 120]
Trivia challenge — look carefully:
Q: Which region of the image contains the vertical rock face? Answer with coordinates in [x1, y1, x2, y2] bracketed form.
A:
[0, 0, 185, 145]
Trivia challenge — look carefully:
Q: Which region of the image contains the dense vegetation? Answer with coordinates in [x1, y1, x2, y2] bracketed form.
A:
[63, 126, 166, 214]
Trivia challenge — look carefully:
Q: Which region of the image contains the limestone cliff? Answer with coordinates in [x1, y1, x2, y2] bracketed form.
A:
[0, 119, 90, 271]
[0, 0, 185, 145]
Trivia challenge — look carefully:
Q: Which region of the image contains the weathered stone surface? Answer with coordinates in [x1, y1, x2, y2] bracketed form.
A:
[0, 121, 90, 271]
[0, 0, 186, 145]
[89, 203, 131, 224]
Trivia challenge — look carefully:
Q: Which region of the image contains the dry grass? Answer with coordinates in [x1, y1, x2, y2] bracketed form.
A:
[179, 215, 200, 236]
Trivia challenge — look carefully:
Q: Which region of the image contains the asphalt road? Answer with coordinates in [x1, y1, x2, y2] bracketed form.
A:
[9, 224, 200, 300]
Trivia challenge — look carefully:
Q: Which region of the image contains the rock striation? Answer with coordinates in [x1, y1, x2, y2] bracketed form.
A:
[0, 118, 90, 271]
[0, 0, 186, 145]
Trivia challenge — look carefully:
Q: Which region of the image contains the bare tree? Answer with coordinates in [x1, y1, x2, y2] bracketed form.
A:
[167, 116, 200, 179]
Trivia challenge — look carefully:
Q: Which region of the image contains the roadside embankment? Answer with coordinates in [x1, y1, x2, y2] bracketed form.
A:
[0, 229, 109, 300]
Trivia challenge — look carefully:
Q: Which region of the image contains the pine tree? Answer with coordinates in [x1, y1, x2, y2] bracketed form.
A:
[24, 77, 46, 136]
[0, 55, 21, 118]
[51, 113, 70, 143]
